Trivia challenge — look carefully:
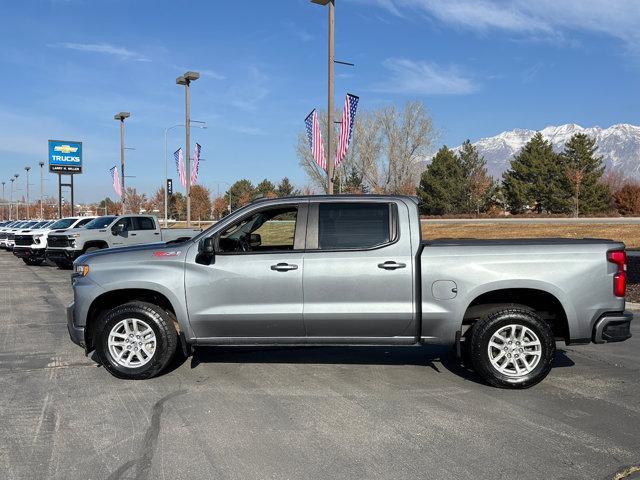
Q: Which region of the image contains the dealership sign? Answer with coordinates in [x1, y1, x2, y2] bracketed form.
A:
[48, 140, 82, 173]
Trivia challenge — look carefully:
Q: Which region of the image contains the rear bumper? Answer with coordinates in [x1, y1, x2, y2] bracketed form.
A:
[593, 311, 633, 343]
[66, 302, 86, 349]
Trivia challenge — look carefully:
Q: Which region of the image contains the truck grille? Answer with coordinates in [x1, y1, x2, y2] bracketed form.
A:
[14, 235, 33, 246]
[6, 233, 15, 241]
[47, 235, 69, 248]
[0, 232, 7, 240]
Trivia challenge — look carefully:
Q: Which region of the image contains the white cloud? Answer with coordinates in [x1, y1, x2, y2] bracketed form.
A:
[376, 58, 479, 95]
[364, 0, 640, 53]
[48, 42, 150, 61]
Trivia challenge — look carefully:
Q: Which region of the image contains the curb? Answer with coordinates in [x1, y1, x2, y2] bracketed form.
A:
[627, 302, 640, 311]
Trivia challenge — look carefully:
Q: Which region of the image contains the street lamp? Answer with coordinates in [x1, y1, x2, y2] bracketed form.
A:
[38, 162, 44, 219]
[164, 120, 206, 227]
[1, 181, 4, 220]
[13, 174, 19, 219]
[9, 178, 15, 220]
[176, 71, 200, 226]
[114, 112, 130, 213]
[24, 166, 31, 219]
[311, 0, 335, 194]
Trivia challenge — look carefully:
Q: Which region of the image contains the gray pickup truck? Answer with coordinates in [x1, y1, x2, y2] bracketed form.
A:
[46, 214, 200, 268]
[67, 195, 632, 388]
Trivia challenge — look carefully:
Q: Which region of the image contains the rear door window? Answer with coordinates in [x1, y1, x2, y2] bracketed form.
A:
[318, 203, 392, 250]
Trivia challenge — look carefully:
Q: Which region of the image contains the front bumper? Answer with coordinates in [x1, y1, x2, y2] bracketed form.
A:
[593, 311, 633, 343]
[46, 248, 81, 262]
[66, 302, 86, 349]
[13, 247, 45, 259]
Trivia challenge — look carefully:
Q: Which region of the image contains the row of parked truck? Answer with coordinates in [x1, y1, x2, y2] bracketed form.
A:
[0, 215, 200, 268]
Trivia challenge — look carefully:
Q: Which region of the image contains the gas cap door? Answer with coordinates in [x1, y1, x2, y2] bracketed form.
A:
[432, 280, 458, 300]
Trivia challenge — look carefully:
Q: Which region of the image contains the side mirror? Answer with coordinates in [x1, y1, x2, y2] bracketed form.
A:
[112, 224, 125, 235]
[249, 233, 262, 247]
[202, 237, 215, 254]
[197, 237, 216, 265]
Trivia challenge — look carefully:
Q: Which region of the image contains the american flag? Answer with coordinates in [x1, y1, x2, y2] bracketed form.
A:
[191, 143, 201, 186]
[304, 109, 326, 171]
[110, 166, 122, 197]
[174, 148, 186, 188]
[335, 93, 359, 168]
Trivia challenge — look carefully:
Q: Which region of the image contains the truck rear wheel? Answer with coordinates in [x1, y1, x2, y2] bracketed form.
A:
[95, 301, 178, 380]
[469, 308, 555, 389]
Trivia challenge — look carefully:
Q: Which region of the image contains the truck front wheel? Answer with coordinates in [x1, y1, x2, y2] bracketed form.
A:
[22, 257, 44, 266]
[95, 301, 178, 380]
[469, 308, 555, 389]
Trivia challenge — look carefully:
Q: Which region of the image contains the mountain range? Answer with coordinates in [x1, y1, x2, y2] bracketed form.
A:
[450, 123, 640, 179]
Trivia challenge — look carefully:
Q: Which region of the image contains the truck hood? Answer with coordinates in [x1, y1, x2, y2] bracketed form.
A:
[76, 241, 187, 264]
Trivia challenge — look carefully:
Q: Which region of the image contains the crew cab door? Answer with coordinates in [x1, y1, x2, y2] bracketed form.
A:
[302, 201, 415, 339]
[132, 216, 160, 244]
[184, 202, 308, 338]
[109, 217, 135, 247]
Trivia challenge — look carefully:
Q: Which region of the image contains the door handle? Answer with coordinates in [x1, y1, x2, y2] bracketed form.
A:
[270, 263, 298, 272]
[378, 261, 406, 270]
[131, 233, 137, 236]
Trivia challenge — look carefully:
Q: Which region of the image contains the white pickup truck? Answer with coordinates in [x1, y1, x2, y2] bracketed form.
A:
[13, 216, 96, 265]
[46, 214, 201, 269]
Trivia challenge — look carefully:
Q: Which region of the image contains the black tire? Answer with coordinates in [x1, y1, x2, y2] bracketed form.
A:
[22, 257, 44, 266]
[469, 307, 555, 389]
[53, 259, 73, 270]
[95, 301, 178, 380]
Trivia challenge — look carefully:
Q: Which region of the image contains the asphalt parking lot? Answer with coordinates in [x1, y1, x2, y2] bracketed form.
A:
[0, 253, 639, 480]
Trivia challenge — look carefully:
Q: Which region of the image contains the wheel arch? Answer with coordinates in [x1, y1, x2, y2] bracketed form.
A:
[85, 288, 184, 352]
[83, 240, 109, 251]
[462, 287, 571, 342]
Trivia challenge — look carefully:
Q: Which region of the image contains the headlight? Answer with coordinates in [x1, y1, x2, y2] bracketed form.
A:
[74, 264, 89, 277]
[70, 233, 81, 238]
[69, 239, 76, 248]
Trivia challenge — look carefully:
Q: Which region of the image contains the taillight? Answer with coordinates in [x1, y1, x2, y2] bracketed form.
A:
[607, 250, 627, 297]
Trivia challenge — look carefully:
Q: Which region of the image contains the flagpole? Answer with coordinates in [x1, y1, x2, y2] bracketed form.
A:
[327, 0, 335, 194]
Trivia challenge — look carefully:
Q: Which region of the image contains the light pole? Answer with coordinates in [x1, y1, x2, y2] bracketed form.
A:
[39, 162, 44, 219]
[114, 112, 130, 213]
[176, 71, 200, 227]
[9, 178, 15, 220]
[13, 174, 19, 219]
[1, 181, 4, 220]
[311, 0, 335, 194]
[24, 166, 31, 219]
[164, 120, 206, 227]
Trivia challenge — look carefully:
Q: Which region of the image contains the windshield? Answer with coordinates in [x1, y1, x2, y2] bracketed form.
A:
[22, 222, 39, 228]
[31, 222, 46, 228]
[49, 218, 77, 230]
[84, 216, 116, 229]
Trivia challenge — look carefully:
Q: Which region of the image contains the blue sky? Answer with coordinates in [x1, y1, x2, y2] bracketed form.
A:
[1, 0, 639, 202]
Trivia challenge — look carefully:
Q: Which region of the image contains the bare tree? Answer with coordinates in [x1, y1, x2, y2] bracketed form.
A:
[566, 166, 585, 217]
[377, 100, 434, 194]
[297, 100, 434, 195]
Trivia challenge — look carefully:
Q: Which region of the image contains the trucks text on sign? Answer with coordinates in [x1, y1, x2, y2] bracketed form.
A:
[48, 140, 82, 174]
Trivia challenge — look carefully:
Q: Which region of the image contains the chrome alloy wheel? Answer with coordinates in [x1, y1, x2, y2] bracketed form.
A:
[108, 318, 157, 368]
[487, 324, 542, 377]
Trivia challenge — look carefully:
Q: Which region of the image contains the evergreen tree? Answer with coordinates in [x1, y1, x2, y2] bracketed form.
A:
[560, 133, 610, 215]
[458, 140, 495, 214]
[502, 133, 567, 213]
[255, 179, 277, 198]
[416, 146, 466, 215]
[276, 177, 297, 197]
[226, 179, 254, 209]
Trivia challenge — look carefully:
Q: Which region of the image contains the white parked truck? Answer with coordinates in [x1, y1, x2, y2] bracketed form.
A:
[13, 216, 96, 265]
[46, 214, 201, 269]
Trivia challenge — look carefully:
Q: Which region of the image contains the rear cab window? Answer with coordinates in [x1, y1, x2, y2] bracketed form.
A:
[310, 202, 397, 250]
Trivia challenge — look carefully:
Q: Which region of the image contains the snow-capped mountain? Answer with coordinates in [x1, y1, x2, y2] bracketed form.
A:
[451, 124, 640, 179]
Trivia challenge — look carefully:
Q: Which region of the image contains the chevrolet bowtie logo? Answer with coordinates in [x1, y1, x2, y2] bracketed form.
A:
[53, 145, 78, 154]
